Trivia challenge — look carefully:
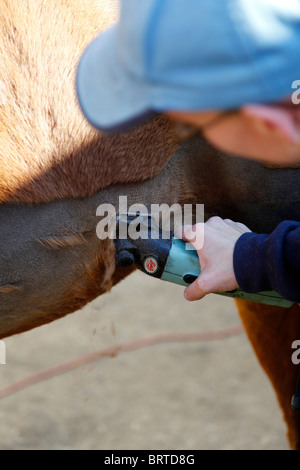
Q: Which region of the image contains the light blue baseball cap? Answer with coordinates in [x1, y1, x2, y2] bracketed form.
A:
[76, 0, 300, 133]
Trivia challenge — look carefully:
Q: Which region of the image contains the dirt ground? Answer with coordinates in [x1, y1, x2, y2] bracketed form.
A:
[0, 270, 289, 450]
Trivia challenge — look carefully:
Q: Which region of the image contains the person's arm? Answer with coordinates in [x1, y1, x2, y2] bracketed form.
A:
[177, 218, 300, 303]
[233, 220, 300, 302]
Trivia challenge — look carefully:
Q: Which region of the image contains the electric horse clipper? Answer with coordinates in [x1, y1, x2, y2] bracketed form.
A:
[114, 213, 295, 308]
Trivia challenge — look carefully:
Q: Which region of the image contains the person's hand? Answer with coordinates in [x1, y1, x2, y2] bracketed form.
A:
[175, 217, 252, 301]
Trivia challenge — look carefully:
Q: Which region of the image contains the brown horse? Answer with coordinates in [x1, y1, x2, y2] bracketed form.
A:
[0, 0, 300, 449]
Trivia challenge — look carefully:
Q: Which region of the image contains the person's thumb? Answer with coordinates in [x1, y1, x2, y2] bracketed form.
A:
[184, 271, 214, 302]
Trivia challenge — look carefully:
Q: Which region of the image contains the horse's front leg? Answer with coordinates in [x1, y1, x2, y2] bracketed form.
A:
[235, 300, 300, 450]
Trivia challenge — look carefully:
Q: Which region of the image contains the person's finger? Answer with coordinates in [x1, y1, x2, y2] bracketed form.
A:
[206, 216, 224, 227]
[174, 224, 196, 242]
[174, 224, 204, 250]
[223, 219, 252, 233]
[173, 224, 186, 240]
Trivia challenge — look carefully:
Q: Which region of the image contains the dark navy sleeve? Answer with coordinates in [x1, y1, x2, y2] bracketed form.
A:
[233, 221, 300, 302]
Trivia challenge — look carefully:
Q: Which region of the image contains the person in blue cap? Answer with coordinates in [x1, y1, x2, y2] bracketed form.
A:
[77, 0, 300, 303]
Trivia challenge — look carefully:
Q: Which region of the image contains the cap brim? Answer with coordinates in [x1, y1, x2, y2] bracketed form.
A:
[76, 26, 157, 133]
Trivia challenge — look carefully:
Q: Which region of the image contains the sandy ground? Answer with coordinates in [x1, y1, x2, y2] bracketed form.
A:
[0, 271, 289, 450]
